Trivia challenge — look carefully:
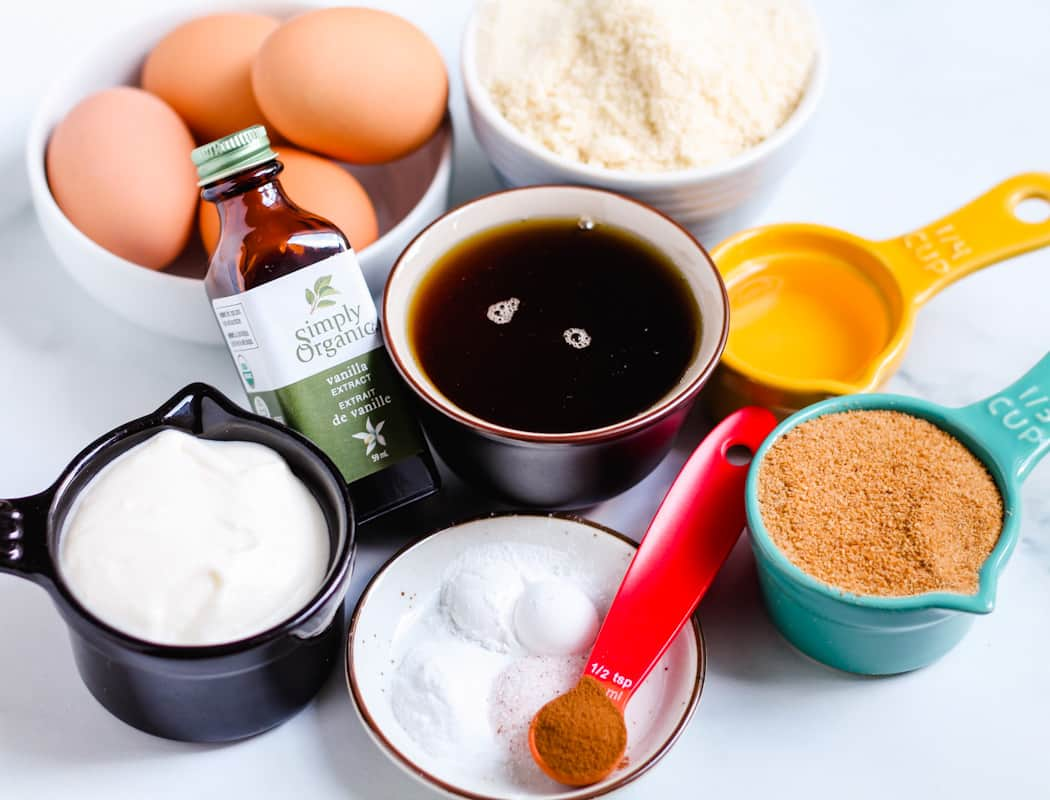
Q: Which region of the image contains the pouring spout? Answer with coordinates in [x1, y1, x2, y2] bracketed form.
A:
[925, 588, 996, 615]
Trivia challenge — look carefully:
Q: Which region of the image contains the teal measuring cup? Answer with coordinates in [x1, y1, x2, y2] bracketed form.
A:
[745, 352, 1050, 675]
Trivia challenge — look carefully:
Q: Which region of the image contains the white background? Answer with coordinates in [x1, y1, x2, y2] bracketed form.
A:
[2, 1, 1049, 798]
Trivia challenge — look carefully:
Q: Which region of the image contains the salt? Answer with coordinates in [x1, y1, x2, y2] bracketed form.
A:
[489, 654, 587, 785]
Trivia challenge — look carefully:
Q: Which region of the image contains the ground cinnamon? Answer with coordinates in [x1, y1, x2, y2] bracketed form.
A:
[531, 676, 627, 786]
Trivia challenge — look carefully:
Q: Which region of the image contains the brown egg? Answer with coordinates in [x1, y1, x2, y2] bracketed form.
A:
[142, 13, 279, 143]
[199, 146, 379, 254]
[252, 8, 448, 164]
[47, 87, 197, 270]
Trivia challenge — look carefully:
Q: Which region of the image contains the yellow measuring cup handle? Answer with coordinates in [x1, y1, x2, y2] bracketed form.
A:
[875, 173, 1050, 306]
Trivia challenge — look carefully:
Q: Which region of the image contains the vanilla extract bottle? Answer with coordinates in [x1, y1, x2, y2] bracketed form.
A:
[193, 126, 439, 522]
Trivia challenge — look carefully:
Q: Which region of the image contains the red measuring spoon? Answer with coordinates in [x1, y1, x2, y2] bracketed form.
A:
[528, 406, 777, 786]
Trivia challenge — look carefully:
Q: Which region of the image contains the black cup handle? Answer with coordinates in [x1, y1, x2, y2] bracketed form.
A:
[0, 492, 55, 585]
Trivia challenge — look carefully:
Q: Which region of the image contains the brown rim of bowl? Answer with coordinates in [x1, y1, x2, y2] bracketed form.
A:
[345, 511, 708, 800]
[381, 184, 731, 445]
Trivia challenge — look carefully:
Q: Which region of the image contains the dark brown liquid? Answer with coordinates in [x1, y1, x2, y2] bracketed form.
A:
[410, 218, 700, 433]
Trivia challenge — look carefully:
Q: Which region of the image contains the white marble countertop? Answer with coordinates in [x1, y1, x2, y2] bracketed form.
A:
[1, 1, 1048, 797]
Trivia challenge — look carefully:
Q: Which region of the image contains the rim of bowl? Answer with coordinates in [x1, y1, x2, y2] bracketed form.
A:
[460, 0, 828, 188]
[41, 382, 358, 658]
[24, 3, 454, 288]
[345, 511, 707, 800]
[382, 184, 731, 444]
[744, 392, 1020, 615]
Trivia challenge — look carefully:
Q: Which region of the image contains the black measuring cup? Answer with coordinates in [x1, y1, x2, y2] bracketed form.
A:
[0, 384, 356, 742]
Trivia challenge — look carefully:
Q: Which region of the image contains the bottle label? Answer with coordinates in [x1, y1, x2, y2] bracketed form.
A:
[211, 251, 425, 484]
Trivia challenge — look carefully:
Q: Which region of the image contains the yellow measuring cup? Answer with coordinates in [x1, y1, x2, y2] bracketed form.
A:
[708, 173, 1050, 418]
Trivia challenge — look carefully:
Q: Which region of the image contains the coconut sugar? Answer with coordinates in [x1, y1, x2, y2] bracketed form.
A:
[477, 0, 817, 172]
[757, 410, 1003, 597]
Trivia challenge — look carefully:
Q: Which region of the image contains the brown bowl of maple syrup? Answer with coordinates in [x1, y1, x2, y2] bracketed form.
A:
[383, 185, 730, 507]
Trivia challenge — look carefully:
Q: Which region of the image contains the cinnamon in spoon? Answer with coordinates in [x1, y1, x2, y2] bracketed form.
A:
[529, 677, 627, 787]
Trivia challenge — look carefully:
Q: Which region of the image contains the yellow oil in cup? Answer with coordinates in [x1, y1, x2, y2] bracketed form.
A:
[709, 174, 1050, 418]
[727, 249, 894, 384]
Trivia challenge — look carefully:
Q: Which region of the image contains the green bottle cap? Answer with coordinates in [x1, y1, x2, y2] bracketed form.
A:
[192, 125, 277, 186]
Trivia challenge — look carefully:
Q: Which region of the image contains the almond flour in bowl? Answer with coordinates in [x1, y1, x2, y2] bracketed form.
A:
[757, 409, 1004, 597]
[476, 0, 817, 172]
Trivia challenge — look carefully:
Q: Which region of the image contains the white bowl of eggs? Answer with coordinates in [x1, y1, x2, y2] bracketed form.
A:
[27, 3, 452, 345]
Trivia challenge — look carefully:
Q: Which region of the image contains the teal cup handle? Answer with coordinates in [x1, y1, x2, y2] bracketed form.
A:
[949, 352, 1050, 484]
[744, 352, 1050, 675]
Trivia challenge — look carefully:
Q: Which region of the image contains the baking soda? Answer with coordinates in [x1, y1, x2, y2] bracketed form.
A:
[389, 542, 607, 788]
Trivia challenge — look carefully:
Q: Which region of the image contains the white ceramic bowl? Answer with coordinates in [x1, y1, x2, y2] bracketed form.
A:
[461, 2, 827, 245]
[347, 514, 705, 800]
[26, 2, 453, 345]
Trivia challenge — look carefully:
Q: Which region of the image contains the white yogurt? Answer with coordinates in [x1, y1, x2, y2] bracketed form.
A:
[60, 429, 330, 646]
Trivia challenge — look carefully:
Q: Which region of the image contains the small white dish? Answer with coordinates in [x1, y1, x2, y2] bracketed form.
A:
[26, 2, 452, 345]
[460, 1, 827, 244]
[347, 514, 705, 800]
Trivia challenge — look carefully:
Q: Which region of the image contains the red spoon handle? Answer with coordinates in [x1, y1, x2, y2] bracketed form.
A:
[584, 406, 777, 709]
